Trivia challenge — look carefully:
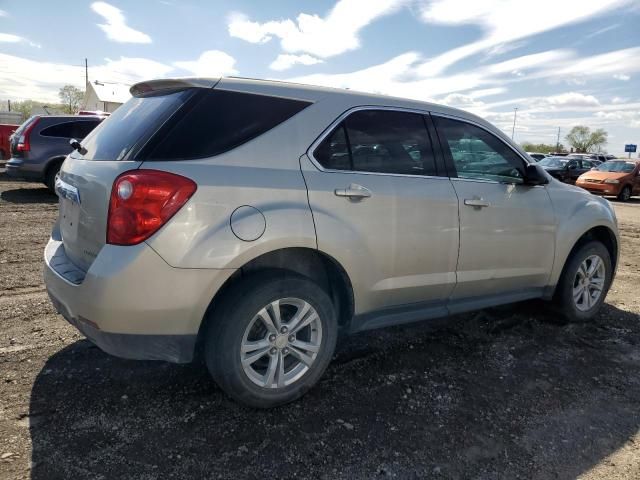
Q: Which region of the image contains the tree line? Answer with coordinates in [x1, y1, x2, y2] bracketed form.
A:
[4, 85, 84, 119]
[522, 126, 608, 154]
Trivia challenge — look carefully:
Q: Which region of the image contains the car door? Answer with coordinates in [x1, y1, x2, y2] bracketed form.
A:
[300, 108, 460, 319]
[431, 114, 555, 304]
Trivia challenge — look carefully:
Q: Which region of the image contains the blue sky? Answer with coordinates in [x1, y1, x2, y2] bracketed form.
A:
[0, 0, 639, 152]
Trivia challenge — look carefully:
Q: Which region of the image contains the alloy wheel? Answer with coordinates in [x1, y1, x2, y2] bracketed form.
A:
[572, 255, 606, 312]
[240, 298, 322, 389]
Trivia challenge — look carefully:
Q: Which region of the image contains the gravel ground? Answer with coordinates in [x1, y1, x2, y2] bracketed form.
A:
[1, 171, 639, 480]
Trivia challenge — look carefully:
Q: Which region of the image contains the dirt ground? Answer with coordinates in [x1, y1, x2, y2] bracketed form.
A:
[0, 171, 639, 480]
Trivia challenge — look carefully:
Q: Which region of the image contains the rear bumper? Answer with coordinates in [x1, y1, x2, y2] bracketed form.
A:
[43, 233, 235, 363]
[6, 157, 44, 181]
[575, 181, 621, 196]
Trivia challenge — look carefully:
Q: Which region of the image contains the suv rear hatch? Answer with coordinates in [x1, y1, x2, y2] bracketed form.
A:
[56, 79, 218, 272]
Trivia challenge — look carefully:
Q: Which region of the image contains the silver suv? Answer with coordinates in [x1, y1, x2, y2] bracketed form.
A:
[44, 78, 619, 407]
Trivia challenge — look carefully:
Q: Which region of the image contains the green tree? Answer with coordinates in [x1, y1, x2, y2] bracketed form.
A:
[521, 142, 564, 153]
[58, 85, 84, 114]
[565, 126, 608, 153]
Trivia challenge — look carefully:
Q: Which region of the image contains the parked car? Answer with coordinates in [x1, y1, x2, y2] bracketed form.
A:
[576, 159, 640, 201]
[6, 115, 104, 191]
[537, 156, 599, 184]
[526, 152, 548, 161]
[0, 123, 18, 160]
[44, 78, 619, 407]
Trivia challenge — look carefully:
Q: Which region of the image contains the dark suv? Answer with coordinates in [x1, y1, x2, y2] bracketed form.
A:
[7, 115, 103, 191]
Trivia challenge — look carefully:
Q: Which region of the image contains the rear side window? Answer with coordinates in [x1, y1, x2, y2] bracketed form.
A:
[40, 120, 101, 139]
[78, 89, 194, 161]
[142, 90, 311, 160]
[314, 109, 436, 176]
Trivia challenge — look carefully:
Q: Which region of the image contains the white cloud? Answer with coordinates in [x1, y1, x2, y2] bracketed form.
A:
[613, 73, 631, 81]
[417, 0, 632, 75]
[228, 0, 405, 58]
[269, 54, 323, 71]
[543, 92, 601, 108]
[441, 93, 485, 108]
[0, 33, 21, 42]
[91, 2, 152, 44]
[0, 53, 173, 103]
[173, 50, 238, 77]
[611, 97, 627, 104]
[0, 10, 7, 17]
[468, 87, 506, 98]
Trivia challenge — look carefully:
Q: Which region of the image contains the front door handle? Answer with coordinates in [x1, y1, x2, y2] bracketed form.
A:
[464, 198, 490, 208]
[335, 184, 372, 199]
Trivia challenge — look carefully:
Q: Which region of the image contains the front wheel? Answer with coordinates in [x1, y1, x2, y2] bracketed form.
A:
[204, 271, 337, 408]
[555, 241, 612, 322]
[617, 185, 632, 202]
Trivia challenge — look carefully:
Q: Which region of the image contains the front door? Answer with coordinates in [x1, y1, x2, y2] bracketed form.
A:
[432, 114, 555, 301]
[301, 109, 460, 316]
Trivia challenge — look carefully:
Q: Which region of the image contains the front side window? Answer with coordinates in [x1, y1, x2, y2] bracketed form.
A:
[434, 116, 525, 183]
[313, 109, 436, 176]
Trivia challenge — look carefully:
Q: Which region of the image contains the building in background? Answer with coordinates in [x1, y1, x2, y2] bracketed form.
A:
[82, 80, 131, 113]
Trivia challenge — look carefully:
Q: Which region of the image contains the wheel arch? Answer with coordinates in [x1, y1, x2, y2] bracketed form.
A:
[549, 224, 618, 299]
[194, 247, 355, 360]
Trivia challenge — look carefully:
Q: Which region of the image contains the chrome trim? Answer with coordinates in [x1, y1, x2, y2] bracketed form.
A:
[54, 177, 80, 204]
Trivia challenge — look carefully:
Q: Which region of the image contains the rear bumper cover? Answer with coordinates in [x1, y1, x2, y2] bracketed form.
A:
[6, 157, 44, 181]
[43, 232, 235, 363]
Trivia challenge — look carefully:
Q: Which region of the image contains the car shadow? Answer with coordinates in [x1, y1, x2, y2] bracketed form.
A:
[0, 186, 57, 204]
[29, 302, 640, 479]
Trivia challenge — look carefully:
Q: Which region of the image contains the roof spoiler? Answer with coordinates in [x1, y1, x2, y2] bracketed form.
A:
[130, 78, 220, 97]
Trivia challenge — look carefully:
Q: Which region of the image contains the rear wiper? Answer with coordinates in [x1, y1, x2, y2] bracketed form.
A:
[69, 138, 87, 155]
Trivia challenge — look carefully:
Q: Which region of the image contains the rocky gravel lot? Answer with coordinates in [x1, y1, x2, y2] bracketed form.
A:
[1, 171, 639, 480]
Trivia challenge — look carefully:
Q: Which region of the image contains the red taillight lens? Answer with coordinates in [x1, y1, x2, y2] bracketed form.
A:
[107, 170, 197, 245]
[16, 117, 40, 152]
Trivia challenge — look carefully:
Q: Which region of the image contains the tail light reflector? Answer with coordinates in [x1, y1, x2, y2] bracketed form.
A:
[107, 170, 197, 245]
[16, 117, 40, 152]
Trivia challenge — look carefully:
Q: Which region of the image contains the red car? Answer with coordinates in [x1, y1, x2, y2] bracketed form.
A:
[0, 123, 19, 160]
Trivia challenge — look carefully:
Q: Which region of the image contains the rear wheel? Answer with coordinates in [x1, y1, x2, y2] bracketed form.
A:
[555, 241, 612, 322]
[204, 271, 337, 408]
[617, 185, 632, 202]
[44, 161, 62, 193]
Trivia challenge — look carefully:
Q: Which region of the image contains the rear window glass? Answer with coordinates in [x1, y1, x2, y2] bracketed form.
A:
[40, 120, 101, 139]
[78, 89, 193, 161]
[141, 90, 311, 160]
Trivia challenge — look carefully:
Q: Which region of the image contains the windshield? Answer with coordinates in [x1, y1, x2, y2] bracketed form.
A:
[595, 161, 636, 173]
[538, 157, 567, 168]
[76, 89, 194, 161]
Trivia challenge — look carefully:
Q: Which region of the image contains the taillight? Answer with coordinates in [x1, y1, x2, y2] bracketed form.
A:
[16, 117, 40, 152]
[107, 170, 197, 246]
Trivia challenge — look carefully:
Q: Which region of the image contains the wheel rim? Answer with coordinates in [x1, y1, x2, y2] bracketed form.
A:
[622, 187, 631, 200]
[240, 298, 322, 389]
[572, 255, 606, 312]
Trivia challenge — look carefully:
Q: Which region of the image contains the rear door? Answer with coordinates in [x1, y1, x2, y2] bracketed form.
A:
[301, 108, 459, 317]
[56, 88, 195, 271]
[432, 114, 555, 302]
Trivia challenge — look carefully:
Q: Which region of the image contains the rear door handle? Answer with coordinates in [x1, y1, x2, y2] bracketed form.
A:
[464, 198, 490, 208]
[335, 184, 372, 199]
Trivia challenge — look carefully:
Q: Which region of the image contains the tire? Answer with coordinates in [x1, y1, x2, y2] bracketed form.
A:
[204, 270, 337, 408]
[617, 185, 632, 202]
[555, 240, 612, 322]
[44, 161, 62, 193]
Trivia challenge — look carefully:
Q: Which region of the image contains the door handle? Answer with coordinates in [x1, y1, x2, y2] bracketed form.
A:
[464, 198, 490, 208]
[334, 184, 372, 199]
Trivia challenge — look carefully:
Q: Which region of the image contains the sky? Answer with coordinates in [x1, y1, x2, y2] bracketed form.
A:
[0, 0, 639, 153]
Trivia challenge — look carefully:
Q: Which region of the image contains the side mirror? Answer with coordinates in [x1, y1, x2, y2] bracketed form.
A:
[524, 164, 549, 186]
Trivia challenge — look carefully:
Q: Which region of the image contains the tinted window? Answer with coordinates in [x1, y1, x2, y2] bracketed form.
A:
[40, 120, 100, 139]
[435, 116, 524, 183]
[143, 90, 311, 160]
[314, 124, 351, 170]
[314, 110, 436, 176]
[78, 89, 194, 161]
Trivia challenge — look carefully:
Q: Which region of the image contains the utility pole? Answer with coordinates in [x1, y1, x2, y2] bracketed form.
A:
[85, 58, 88, 86]
[511, 107, 518, 140]
[556, 127, 560, 152]
[7, 99, 10, 112]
